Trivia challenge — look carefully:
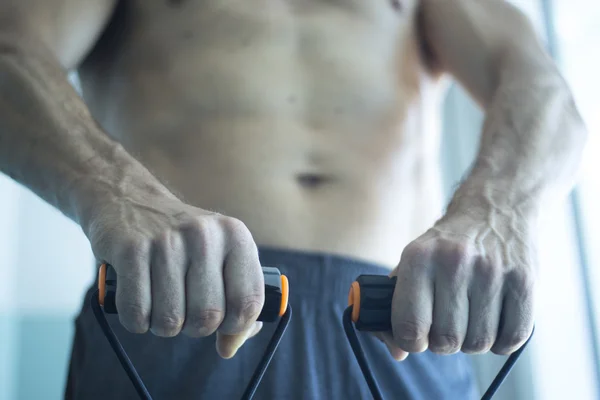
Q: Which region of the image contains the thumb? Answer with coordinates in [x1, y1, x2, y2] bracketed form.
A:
[216, 322, 263, 359]
[373, 331, 409, 361]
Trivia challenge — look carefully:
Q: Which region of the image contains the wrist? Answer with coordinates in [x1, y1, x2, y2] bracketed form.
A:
[443, 177, 542, 223]
[67, 144, 176, 233]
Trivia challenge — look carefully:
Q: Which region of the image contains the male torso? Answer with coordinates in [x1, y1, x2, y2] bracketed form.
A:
[78, 0, 445, 268]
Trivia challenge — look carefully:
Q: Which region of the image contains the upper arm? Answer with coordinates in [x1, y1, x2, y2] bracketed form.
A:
[0, 0, 118, 69]
[418, 0, 550, 107]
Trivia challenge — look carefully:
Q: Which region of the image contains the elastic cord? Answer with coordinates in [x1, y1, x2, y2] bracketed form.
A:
[91, 290, 153, 400]
[480, 326, 535, 400]
[241, 306, 292, 400]
[343, 307, 384, 400]
[343, 305, 534, 400]
[91, 289, 292, 400]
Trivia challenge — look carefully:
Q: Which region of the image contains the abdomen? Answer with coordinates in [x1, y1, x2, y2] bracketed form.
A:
[78, 0, 440, 267]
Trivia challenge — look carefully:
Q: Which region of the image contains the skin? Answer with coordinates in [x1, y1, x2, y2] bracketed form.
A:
[0, 0, 586, 366]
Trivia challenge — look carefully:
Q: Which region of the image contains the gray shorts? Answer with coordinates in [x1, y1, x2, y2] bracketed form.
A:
[65, 247, 478, 399]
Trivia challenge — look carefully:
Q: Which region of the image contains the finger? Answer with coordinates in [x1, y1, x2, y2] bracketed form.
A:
[492, 270, 535, 355]
[181, 219, 226, 337]
[462, 260, 503, 354]
[217, 218, 264, 357]
[115, 239, 152, 334]
[373, 332, 409, 361]
[216, 322, 263, 359]
[150, 230, 187, 337]
[391, 243, 434, 353]
[428, 252, 470, 354]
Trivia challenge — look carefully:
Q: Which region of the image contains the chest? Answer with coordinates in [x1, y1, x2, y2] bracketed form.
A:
[124, 0, 418, 50]
[82, 0, 425, 133]
[121, 0, 420, 87]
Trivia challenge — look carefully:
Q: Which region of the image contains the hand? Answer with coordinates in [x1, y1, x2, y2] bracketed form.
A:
[380, 205, 537, 360]
[83, 187, 264, 359]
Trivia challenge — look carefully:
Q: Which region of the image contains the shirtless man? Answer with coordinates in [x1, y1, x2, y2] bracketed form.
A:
[0, 0, 586, 398]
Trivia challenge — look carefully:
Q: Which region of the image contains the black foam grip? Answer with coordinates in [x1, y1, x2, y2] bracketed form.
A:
[103, 265, 118, 314]
[101, 265, 284, 323]
[354, 275, 397, 332]
[259, 267, 284, 323]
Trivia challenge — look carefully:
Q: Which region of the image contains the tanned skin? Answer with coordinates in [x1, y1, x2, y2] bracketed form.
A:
[0, 0, 586, 360]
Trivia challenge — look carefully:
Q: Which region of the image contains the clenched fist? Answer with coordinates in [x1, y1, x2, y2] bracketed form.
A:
[380, 206, 537, 360]
[82, 188, 264, 359]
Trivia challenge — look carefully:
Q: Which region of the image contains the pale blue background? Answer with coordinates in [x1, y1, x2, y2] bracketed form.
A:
[1, 1, 599, 399]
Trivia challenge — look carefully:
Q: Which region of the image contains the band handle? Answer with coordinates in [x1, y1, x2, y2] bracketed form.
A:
[346, 274, 535, 400]
[98, 263, 289, 322]
[93, 264, 292, 400]
[347, 274, 396, 331]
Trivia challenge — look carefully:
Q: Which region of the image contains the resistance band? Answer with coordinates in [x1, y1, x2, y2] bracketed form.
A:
[93, 266, 532, 399]
[92, 264, 291, 400]
[346, 274, 535, 400]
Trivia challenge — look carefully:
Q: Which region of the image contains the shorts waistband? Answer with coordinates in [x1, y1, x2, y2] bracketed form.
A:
[257, 246, 393, 300]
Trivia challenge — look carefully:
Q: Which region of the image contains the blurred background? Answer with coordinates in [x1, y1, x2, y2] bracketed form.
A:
[0, 0, 599, 399]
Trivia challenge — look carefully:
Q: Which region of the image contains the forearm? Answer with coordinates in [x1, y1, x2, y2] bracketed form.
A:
[447, 50, 587, 219]
[0, 38, 173, 228]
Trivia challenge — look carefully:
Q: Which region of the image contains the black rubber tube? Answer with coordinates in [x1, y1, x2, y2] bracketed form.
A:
[92, 289, 292, 400]
[480, 326, 535, 400]
[344, 305, 534, 400]
[241, 306, 292, 400]
[91, 290, 153, 400]
[343, 307, 384, 400]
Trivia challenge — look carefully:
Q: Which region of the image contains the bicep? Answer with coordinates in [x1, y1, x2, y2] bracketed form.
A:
[0, 0, 118, 69]
[418, 0, 544, 107]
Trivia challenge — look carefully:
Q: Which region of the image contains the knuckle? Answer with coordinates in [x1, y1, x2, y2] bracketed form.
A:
[218, 217, 255, 251]
[442, 259, 467, 278]
[491, 344, 512, 356]
[438, 240, 471, 267]
[118, 238, 148, 263]
[181, 216, 211, 237]
[394, 319, 429, 343]
[186, 309, 224, 336]
[401, 243, 431, 274]
[474, 257, 499, 283]
[152, 232, 176, 254]
[231, 294, 264, 326]
[402, 242, 430, 263]
[184, 218, 213, 255]
[436, 244, 472, 279]
[119, 303, 150, 333]
[493, 330, 531, 355]
[223, 219, 256, 253]
[463, 337, 494, 354]
[430, 332, 462, 353]
[221, 217, 249, 237]
[152, 314, 184, 337]
[506, 330, 531, 348]
[507, 269, 536, 293]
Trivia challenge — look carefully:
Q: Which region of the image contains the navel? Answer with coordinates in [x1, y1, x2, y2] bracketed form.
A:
[390, 0, 403, 12]
[167, 0, 186, 7]
[296, 173, 335, 189]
